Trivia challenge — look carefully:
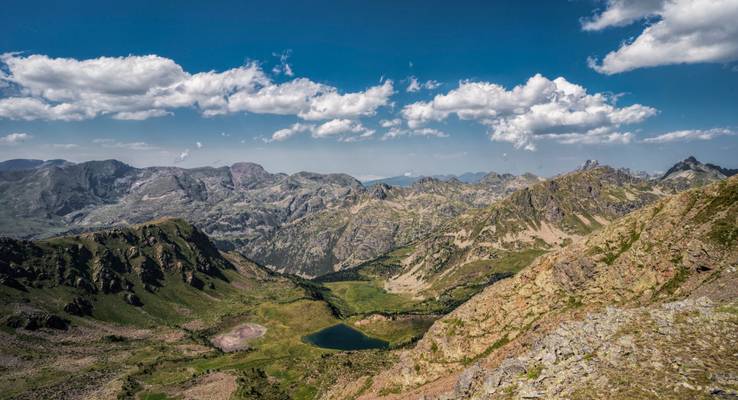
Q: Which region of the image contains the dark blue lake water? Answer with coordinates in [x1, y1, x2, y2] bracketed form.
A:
[303, 323, 389, 350]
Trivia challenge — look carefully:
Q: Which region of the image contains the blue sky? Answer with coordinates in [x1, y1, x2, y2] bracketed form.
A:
[1, 0, 737, 179]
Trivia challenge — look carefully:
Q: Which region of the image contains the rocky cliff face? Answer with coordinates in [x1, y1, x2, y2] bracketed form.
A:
[340, 174, 738, 399]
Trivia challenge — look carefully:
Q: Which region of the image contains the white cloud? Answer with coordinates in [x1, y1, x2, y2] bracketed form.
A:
[51, 143, 80, 149]
[381, 127, 449, 140]
[196, 141, 203, 149]
[0, 97, 92, 121]
[312, 119, 373, 139]
[406, 76, 441, 93]
[380, 118, 402, 128]
[112, 109, 172, 120]
[297, 79, 394, 120]
[0, 132, 31, 144]
[93, 138, 158, 150]
[272, 51, 294, 77]
[585, 0, 738, 74]
[401, 74, 656, 150]
[0, 53, 394, 122]
[176, 149, 190, 163]
[268, 119, 375, 142]
[581, 0, 663, 31]
[642, 128, 737, 143]
[268, 123, 314, 142]
[411, 128, 448, 138]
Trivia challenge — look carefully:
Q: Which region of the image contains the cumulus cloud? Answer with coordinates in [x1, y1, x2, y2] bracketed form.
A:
[297, 79, 394, 120]
[379, 118, 402, 128]
[585, 0, 738, 74]
[0, 132, 31, 144]
[0, 53, 394, 122]
[406, 76, 441, 93]
[402, 74, 656, 150]
[268, 119, 374, 142]
[581, 0, 663, 31]
[268, 123, 314, 142]
[312, 119, 374, 139]
[642, 128, 737, 143]
[196, 141, 203, 149]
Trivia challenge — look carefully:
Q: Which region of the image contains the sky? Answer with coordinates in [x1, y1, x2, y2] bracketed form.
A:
[0, 0, 737, 179]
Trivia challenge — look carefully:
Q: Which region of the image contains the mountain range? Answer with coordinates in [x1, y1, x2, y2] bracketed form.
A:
[1, 155, 736, 399]
[364, 172, 490, 187]
[0, 159, 543, 277]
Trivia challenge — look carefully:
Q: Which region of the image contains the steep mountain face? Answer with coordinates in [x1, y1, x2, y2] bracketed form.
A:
[0, 160, 534, 277]
[1, 218, 235, 305]
[342, 175, 738, 399]
[660, 156, 738, 190]
[380, 166, 661, 298]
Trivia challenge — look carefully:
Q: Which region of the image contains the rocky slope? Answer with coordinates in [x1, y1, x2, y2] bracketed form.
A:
[444, 297, 738, 399]
[380, 165, 662, 298]
[336, 174, 738, 399]
[0, 160, 535, 277]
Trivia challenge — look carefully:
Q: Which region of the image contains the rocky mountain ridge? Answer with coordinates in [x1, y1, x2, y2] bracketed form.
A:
[0, 156, 732, 278]
[659, 156, 738, 190]
[379, 165, 663, 298]
[0, 159, 538, 277]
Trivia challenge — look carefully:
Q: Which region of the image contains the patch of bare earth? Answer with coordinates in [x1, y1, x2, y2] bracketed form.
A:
[210, 322, 267, 352]
[181, 372, 238, 400]
[181, 319, 207, 331]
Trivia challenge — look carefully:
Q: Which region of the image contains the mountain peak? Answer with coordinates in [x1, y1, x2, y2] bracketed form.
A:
[659, 156, 736, 189]
[579, 159, 600, 171]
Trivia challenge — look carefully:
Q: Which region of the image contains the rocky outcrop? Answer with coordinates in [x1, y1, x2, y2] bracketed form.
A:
[3, 310, 70, 331]
[63, 297, 93, 316]
[445, 298, 738, 399]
